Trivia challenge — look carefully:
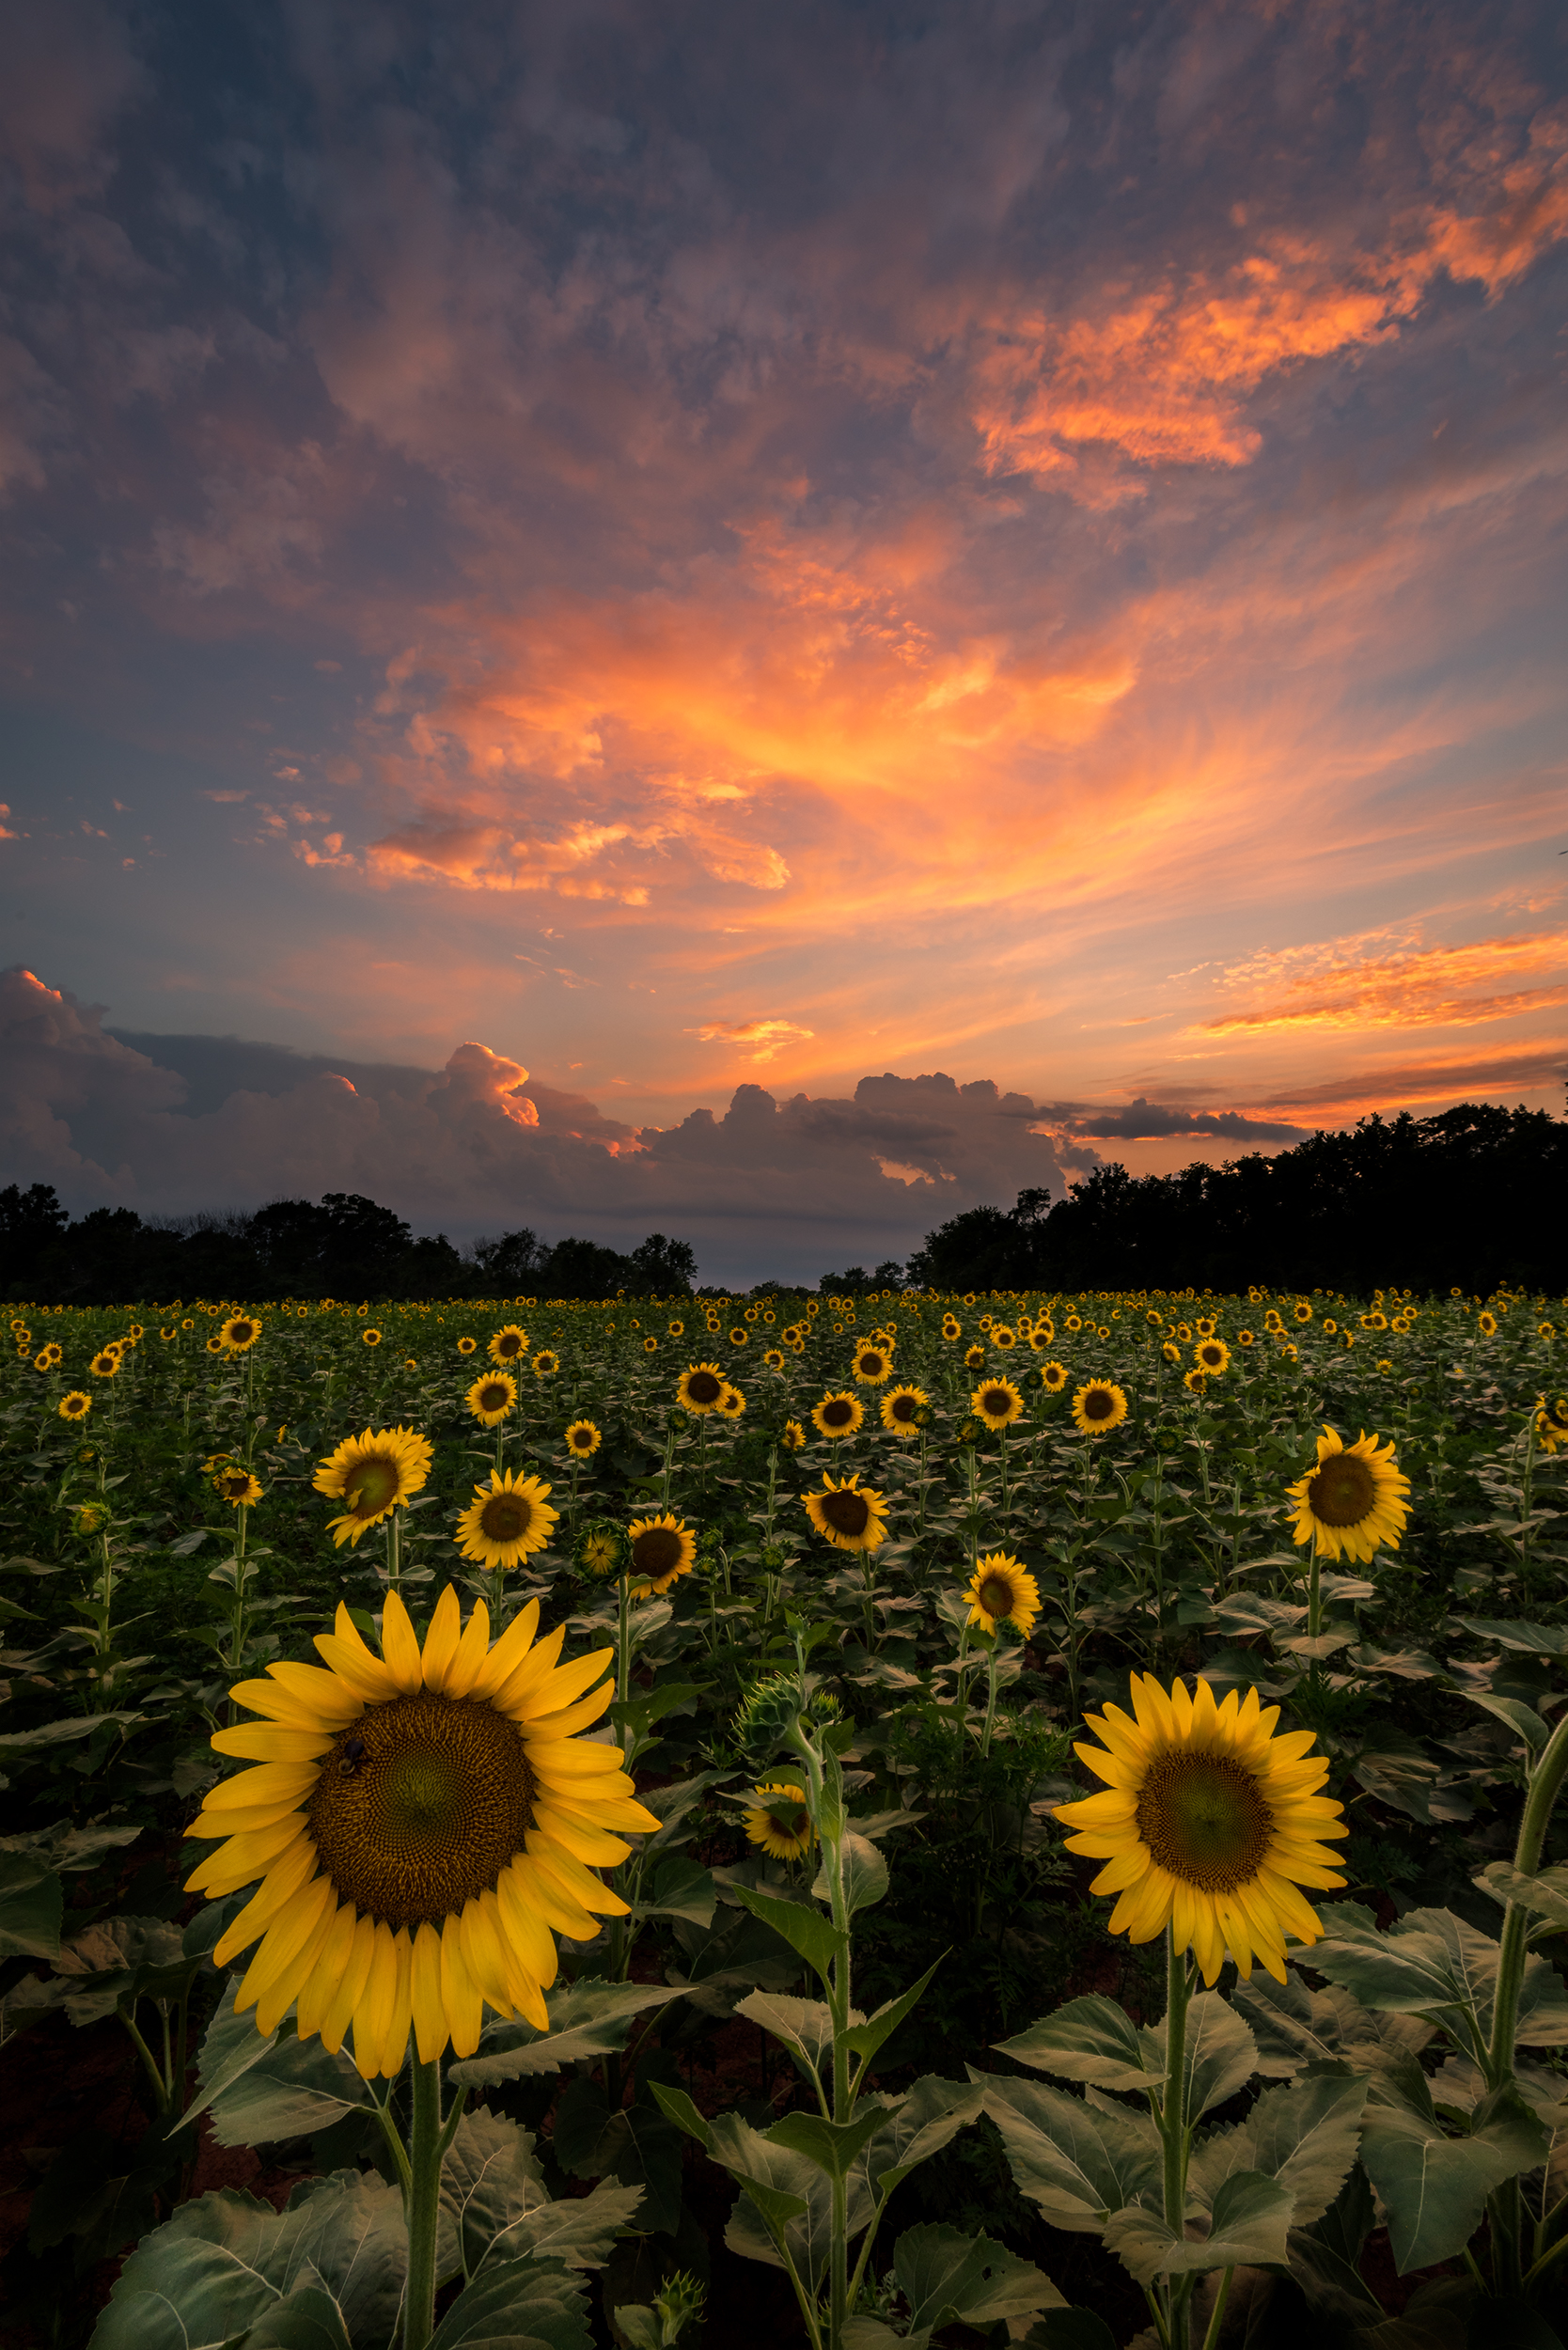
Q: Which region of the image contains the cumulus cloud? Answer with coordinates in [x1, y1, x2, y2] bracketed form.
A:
[1059, 1098, 1307, 1143]
[3, 970, 1086, 1282]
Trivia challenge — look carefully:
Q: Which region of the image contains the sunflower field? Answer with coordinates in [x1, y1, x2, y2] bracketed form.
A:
[1, 1281, 1567, 2350]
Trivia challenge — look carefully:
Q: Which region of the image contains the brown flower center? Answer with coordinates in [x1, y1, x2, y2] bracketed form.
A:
[477, 1382, 510, 1412]
[495, 1334, 524, 1357]
[479, 1492, 532, 1543]
[632, 1527, 683, 1575]
[1137, 1750, 1273, 1894]
[820, 1490, 870, 1535]
[1306, 1454, 1376, 1527]
[978, 1576, 1014, 1618]
[889, 1394, 917, 1421]
[685, 1370, 723, 1405]
[310, 1694, 532, 1928]
[1081, 1387, 1115, 1420]
[981, 1388, 1011, 1416]
[820, 1398, 855, 1429]
[344, 1452, 403, 1517]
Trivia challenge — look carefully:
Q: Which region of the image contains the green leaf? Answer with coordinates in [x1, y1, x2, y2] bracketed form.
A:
[1103, 2166, 1294, 2284]
[733, 1990, 843, 2089]
[426, 2254, 594, 2350]
[1187, 2072, 1368, 2231]
[0, 1850, 62, 1962]
[1475, 1860, 1568, 1935]
[187, 1986, 371, 2145]
[1156, 1989, 1259, 2121]
[450, 1978, 686, 2088]
[730, 1882, 844, 1987]
[1309, 1904, 1497, 2060]
[1464, 1691, 1551, 1754]
[629, 1856, 715, 1929]
[842, 1954, 945, 2078]
[438, 2107, 546, 2286]
[0, 1712, 139, 1762]
[1231, 1966, 1435, 2085]
[88, 2170, 407, 2350]
[242, 2273, 353, 2350]
[1359, 2079, 1550, 2274]
[997, 1994, 1165, 2092]
[809, 1829, 888, 1918]
[1459, 1618, 1568, 1654]
[765, 2104, 892, 2182]
[862, 2075, 988, 2201]
[551, 2077, 683, 2237]
[887, 2219, 1062, 2332]
[978, 2072, 1163, 2232]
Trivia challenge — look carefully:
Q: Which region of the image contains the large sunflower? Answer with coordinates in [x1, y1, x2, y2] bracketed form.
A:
[488, 1324, 530, 1366]
[626, 1513, 698, 1597]
[314, 1427, 433, 1547]
[964, 1554, 1040, 1638]
[184, 1587, 657, 2073]
[811, 1391, 864, 1439]
[1194, 1339, 1231, 1375]
[676, 1363, 727, 1416]
[457, 1471, 558, 1568]
[804, 1473, 887, 1553]
[466, 1371, 517, 1428]
[1284, 1426, 1411, 1563]
[1072, 1379, 1127, 1435]
[972, 1376, 1024, 1431]
[745, 1783, 815, 1862]
[1039, 1360, 1069, 1393]
[221, 1314, 263, 1353]
[852, 1344, 893, 1385]
[880, 1383, 929, 1434]
[1055, 1673, 1348, 1984]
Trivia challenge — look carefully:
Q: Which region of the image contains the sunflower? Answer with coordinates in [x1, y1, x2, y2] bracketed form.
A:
[942, 1315, 962, 1341]
[578, 1525, 625, 1579]
[964, 1554, 1040, 1638]
[1184, 1368, 1206, 1393]
[1073, 1379, 1128, 1434]
[763, 1348, 785, 1371]
[627, 1513, 698, 1597]
[1539, 1323, 1556, 1341]
[717, 1385, 745, 1419]
[667, 1320, 684, 1338]
[183, 1587, 656, 2072]
[222, 1314, 263, 1353]
[1237, 1330, 1254, 1348]
[880, 1384, 929, 1434]
[1064, 1314, 1082, 1332]
[1194, 1339, 1231, 1375]
[457, 1470, 559, 1568]
[1376, 1359, 1393, 1374]
[1054, 1673, 1349, 1984]
[214, 1466, 264, 1507]
[314, 1427, 434, 1547]
[972, 1377, 1024, 1431]
[59, 1391, 92, 1422]
[532, 1351, 558, 1377]
[1039, 1360, 1069, 1393]
[781, 1419, 806, 1451]
[677, 1363, 727, 1416]
[563, 1421, 602, 1457]
[852, 1345, 893, 1385]
[964, 1344, 987, 1371]
[804, 1473, 887, 1553]
[88, 1350, 119, 1379]
[1285, 1427, 1411, 1564]
[466, 1372, 517, 1428]
[1294, 1302, 1312, 1324]
[1478, 1310, 1497, 1337]
[811, 1391, 864, 1439]
[488, 1324, 530, 1365]
[745, 1783, 815, 1863]
[458, 1336, 478, 1356]
[1161, 1342, 1181, 1365]
[362, 1328, 383, 1349]
[1536, 1398, 1568, 1454]
[1282, 1341, 1299, 1362]
[1195, 1318, 1215, 1340]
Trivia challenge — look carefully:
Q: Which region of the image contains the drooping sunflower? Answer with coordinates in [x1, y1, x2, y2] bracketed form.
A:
[1055, 1673, 1349, 1984]
[466, 1372, 517, 1428]
[964, 1554, 1040, 1638]
[88, 1349, 120, 1379]
[880, 1384, 930, 1434]
[804, 1473, 887, 1553]
[59, 1390, 92, 1422]
[627, 1513, 698, 1597]
[314, 1427, 434, 1547]
[457, 1470, 558, 1568]
[1285, 1427, 1411, 1564]
[488, 1324, 530, 1366]
[532, 1351, 558, 1377]
[1184, 1368, 1206, 1393]
[716, 1386, 745, 1419]
[676, 1363, 727, 1416]
[1039, 1360, 1069, 1393]
[222, 1314, 263, 1353]
[184, 1586, 657, 2072]
[745, 1783, 815, 1862]
[564, 1421, 602, 1457]
[964, 1344, 987, 1371]
[972, 1377, 1024, 1432]
[852, 1344, 893, 1385]
[1162, 1342, 1181, 1365]
[214, 1465, 264, 1507]
[1073, 1380, 1128, 1434]
[811, 1391, 863, 1439]
[1194, 1339, 1231, 1375]
[781, 1419, 806, 1451]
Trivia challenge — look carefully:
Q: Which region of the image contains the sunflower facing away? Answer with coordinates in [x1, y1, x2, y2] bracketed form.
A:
[626, 1513, 698, 1596]
[214, 1465, 264, 1508]
[221, 1314, 263, 1353]
[466, 1371, 517, 1429]
[972, 1377, 1024, 1431]
[1194, 1339, 1231, 1375]
[184, 1587, 657, 2073]
[1285, 1426, 1411, 1563]
[314, 1427, 433, 1547]
[745, 1783, 816, 1862]
[676, 1363, 727, 1416]
[1072, 1379, 1128, 1434]
[880, 1384, 930, 1434]
[811, 1391, 864, 1439]
[804, 1472, 887, 1553]
[488, 1324, 530, 1365]
[564, 1420, 603, 1456]
[964, 1554, 1040, 1638]
[457, 1471, 559, 1569]
[781, 1419, 806, 1451]
[1055, 1673, 1348, 1984]
[1039, 1361, 1069, 1393]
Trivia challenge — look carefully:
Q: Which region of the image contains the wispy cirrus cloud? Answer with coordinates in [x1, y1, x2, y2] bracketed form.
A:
[1205, 931, 1568, 1034]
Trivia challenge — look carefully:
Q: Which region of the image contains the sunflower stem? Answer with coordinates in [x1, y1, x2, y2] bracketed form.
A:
[1161, 1928, 1195, 2350]
[1482, 1701, 1568, 2294]
[403, 2054, 444, 2350]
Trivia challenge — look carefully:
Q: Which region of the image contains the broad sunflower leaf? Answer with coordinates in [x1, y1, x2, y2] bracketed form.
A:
[450, 1978, 686, 2088]
[1475, 1860, 1568, 1935]
[843, 1953, 945, 2077]
[1232, 1966, 1435, 2084]
[978, 2072, 1163, 2231]
[734, 1990, 846, 2088]
[628, 1855, 716, 1929]
[1463, 1691, 1552, 1755]
[1103, 2167, 1294, 2285]
[809, 1829, 888, 1918]
[1140, 1990, 1258, 2121]
[0, 1850, 62, 1962]
[839, 2220, 1062, 2347]
[187, 1986, 372, 2144]
[861, 2075, 988, 2200]
[1359, 2079, 1550, 2274]
[1309, 1904, 1497, 2059]
[765, 2104, 892, 2180]
[88, 2170, 407, 2350]
[426, 2254, 594, 2350]
[997, 1994, 1166, 2092]
[1458, 1618, 1568, 1655]
[730, 1882, 844, 1985]
[242, 2269, 353, 2350]
[437, 2107, 546, 2285]
[1186, 2072, 1367, 2230]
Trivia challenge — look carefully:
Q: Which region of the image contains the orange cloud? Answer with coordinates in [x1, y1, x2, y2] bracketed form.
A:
[1205, 932, 1568, 1034]
[686, 1017, 815, 1062]
[1252, 1042, 1568, 1124]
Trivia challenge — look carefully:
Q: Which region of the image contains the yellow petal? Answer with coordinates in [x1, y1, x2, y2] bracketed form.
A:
[523, 1688, 615, 1742]
[1089, 1847, 1151, 1896]
[352, 1923, 399, 2079]
[411, 1920, 448, 2064]
[529, 1801, 631, 1868]
[211, 1724, 336, 1762]
[440, 1914, 483, 2058]
[495, 1861, 559, 1986]
[254, 1882, 338, 2034]
[315, 1603, 397, 1700]
[528, 1737, 631, 1780]
[489, 1620, 564, 1714]
[380, 1591, 423, 1695]
[266, 1658, 367, 1721]
[442, 1598, 492, 1700]
[510, 1649, 613, 1722]
[510, 1852, 598, 1940]
[227, 1676, 358, 1731]
[297, 1903, 358, 2041]
[204, 1762, 321, 1812]
[321, 1913, 377, 2055]
[237, 1874, 334, 2022]
[468, 1598, 541, 1703]
[185, 1795, 306, 1841]
[461, 1895, 514, 2017]
[215, 1838, 322, 1967]
[419, 1587, 463, 1694]
[185, 1822, 305, 1897]
[527, 1840, 629, 1919]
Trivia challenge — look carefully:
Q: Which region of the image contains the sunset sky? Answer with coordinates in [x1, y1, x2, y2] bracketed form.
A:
[2, 1, 1565, 1280]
